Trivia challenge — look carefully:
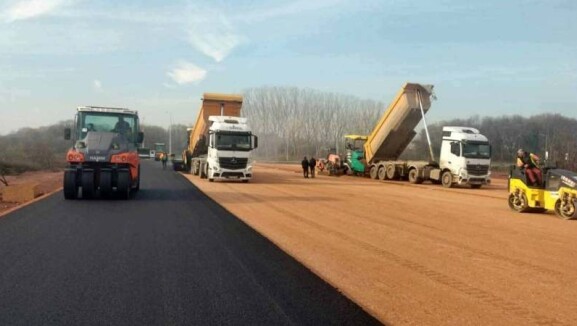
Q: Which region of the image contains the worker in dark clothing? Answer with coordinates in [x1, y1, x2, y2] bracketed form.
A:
[309, 157, 317, 178]
[301, 156, 309, 178]
[161, 152, 168, 170]
[516, 149, 542, 186]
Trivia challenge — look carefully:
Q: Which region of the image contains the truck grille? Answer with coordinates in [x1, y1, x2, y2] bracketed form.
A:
[467, 164, 489, 176]
[219, 157, 248, 170]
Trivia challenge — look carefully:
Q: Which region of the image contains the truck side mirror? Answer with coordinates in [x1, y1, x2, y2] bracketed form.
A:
[253, 135, 258, 149]
[137, 132, 144, 143]
[64, 128, 71, 140]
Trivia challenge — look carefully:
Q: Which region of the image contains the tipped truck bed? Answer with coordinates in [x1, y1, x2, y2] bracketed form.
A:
[364, 83, 434, 164]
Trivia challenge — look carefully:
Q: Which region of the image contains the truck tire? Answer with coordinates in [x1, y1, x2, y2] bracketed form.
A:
[386, 164, 398, 180]
[117, 170, 131, 200]
[200, 162, 207, 179]
[378, 166, 387, 180]
[441, 171, 453, 188]
[81, 170, 95, 199]
[63, 170, 78, 200]
[100, 170, 112, 197]
[408, 168, 423, 184]
[134, 165, 141, 192]
[369, 166, 378, 179]
[192, 162, 200, 176]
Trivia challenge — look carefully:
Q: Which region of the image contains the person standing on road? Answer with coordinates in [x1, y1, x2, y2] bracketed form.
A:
[301, 156, 309, 178]
[516, 149, 542, 186]
[162, 152, 168, 169]
[309, 157, 317, 178]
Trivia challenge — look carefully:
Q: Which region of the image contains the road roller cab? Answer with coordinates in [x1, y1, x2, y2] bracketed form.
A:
[508, 165, 577, 220]
[63, 106, 144, 199]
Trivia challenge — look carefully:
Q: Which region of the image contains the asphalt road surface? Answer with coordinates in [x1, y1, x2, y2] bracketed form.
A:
[0, 160, 380, 326]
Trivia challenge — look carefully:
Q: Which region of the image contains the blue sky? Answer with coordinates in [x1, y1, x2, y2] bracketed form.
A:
[0, 0, 575, 134]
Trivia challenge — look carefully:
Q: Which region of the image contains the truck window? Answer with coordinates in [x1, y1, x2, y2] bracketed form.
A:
[462, 142, 491, 159]
[78, 112, 136, 141]
[450, 142, 461, 156]
[215, 133, 252, 151]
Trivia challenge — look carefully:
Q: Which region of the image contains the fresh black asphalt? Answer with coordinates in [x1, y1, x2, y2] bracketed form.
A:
[0, 160, 382, 326]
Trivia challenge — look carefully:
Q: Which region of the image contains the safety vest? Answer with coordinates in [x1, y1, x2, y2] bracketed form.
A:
[517, 153, 539, 168]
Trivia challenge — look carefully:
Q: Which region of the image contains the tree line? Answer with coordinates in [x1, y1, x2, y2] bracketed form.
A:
[243, 87, 577, 168]
[405, 114, 577, 170]
[1, 86, 576, 179]
[242, 86, 384, 160]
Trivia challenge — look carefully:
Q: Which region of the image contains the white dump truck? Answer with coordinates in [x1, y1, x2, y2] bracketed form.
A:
[343, 83, 491, 188]
[182, 93, 258, 182]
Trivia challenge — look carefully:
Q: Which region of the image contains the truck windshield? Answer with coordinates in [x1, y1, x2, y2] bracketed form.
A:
[462, 142, 491, 159]
[215, 132, 251, 151]
[154, 143, 166, 152]
[77, 112, 137, 140]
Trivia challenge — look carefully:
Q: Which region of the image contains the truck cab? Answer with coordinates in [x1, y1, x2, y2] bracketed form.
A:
[439, 126, 491, 188]
[205, 116, 258, 182]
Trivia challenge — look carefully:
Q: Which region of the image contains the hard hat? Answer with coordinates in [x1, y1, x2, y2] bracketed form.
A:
[517, 149, 524, 156]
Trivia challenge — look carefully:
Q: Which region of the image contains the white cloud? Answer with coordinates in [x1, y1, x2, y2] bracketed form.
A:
[167, 61, 207, 85]
[2, 0, 73, 23]
[236, 0, 347, 23]
[93, 79, 102, 90]
[185, 6, 243, 62]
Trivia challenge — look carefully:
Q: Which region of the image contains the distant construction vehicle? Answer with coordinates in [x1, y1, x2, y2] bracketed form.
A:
[182, 93, 258, 182]
[323, 83, 492, 188]
[63, 106, 144, 199]
[153, 142, 166, 161]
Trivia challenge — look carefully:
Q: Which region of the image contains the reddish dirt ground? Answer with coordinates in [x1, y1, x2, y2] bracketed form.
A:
[0, 171, 62, 215]
[184, 163, 577, 325]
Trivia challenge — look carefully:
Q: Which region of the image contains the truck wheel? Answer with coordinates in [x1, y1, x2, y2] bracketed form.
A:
[117, 170, 131, 200]
[193, 162, 200, 176]
[100, 170, 112, 197]
[554, 199, 577, 220]
[369, 166, 378, 179]
[441, 171, 453, 188]
[200, 162, 207, 179]
[134, 165, 141, 192]
[386, 164, 398, 180]
[63, 171, 78, 199]
[408, 169, 423, 184]
[508, 192, 529, 213]
[81, 171, 95, 199]
[378, 166, 386, 180]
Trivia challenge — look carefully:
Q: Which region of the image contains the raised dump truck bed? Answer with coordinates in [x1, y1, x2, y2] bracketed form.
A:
[341, 82, 491, 188]
[364, 83, 434, 164]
